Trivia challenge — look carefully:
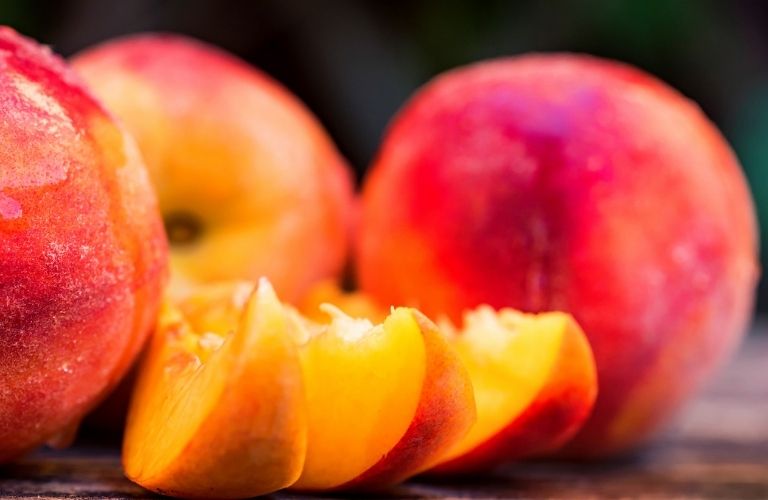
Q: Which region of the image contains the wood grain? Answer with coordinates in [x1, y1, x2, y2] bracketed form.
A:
[1, 334, 766, 499]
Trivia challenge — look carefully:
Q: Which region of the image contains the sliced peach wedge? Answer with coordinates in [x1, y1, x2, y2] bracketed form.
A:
[123, 279, 307, 498]
[288, 304, 426, 490]
[290, 305, 475, 491]
[428, 306, 598, 474]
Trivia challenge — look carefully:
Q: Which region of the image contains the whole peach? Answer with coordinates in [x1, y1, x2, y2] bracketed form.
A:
[73, 34, 354, 303]
[0, 27, 167, 462]
[357, 54, 758, 457]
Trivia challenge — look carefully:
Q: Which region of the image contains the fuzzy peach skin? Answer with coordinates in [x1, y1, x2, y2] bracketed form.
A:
[358, 54, 758, 457]
[0, 27, 167, 462]
[72, 34, 353, 303]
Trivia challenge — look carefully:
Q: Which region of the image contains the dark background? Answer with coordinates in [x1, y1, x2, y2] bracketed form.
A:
[3, 0, 767, 311]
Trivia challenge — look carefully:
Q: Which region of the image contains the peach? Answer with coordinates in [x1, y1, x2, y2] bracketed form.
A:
[290, 305, 427, 490]
[123, 279, 307, 498]
[72, 34, 354, 303]
[358, 54, 758, 456]
[0, 27, 167, 462]
[296, 306, 475, 491]
[429, 307, 596, 473]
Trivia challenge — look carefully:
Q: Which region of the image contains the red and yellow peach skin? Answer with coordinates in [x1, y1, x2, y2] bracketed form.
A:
[72, 34, 354, 303]
[358, 54, 758, 456]
[0, 27, 167, 462]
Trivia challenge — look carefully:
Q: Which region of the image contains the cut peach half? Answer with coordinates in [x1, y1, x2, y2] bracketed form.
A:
[429, 307, 598, 474]
[123, 279, 307, 498]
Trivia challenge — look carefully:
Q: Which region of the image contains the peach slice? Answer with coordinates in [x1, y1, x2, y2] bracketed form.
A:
[345, 309, 476, 489]
[430, 307, 597, 473]
[290, 282, 476, 490]
[123, 279, 307, 498]
[289, 305, 427, 490]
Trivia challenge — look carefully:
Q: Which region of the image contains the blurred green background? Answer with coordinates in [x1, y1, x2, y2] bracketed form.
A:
[3, 0, 767, 310]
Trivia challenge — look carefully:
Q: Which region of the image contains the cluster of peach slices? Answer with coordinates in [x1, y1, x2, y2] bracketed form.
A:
[123, 278, 597, 498]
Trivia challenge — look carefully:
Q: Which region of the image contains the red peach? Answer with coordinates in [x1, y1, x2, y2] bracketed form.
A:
[0, 27, 167, 462]
[357, 54, 758, 457]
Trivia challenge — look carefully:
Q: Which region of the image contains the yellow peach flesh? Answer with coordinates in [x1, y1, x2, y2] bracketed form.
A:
[292, 306, 427, 490]
[123, 280, 306, 498]
[435, 308, 566, 464]
[125, 303, 227, 480]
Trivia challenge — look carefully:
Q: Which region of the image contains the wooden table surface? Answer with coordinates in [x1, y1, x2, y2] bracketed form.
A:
[1, 334, 766, 499]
